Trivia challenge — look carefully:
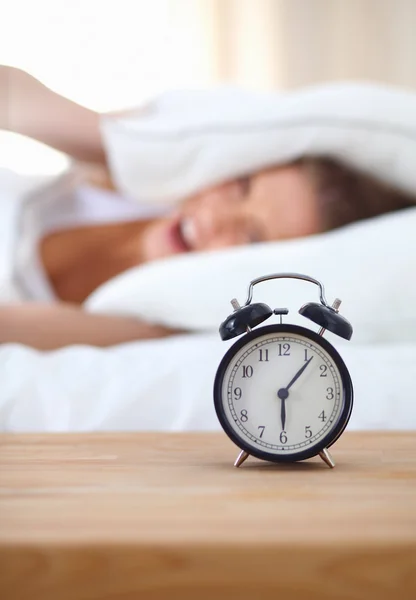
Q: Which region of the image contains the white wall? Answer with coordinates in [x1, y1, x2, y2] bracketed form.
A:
[1, 0, 415, 111]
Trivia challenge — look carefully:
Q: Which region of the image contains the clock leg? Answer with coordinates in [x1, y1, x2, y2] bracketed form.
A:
[319, 447, 335, 468]
[234, 450, 250, 468]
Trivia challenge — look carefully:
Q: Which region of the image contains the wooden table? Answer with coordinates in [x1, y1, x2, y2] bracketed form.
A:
[1, 432, 416, 600]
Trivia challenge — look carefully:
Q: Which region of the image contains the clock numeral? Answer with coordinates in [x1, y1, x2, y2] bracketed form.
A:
[305, 425, 312, 439]
[258, 349, 269, 362]
[326, 387, 334, 400]
[258, 425, 265, 438]
[242, 365, 253, 378]
[279, 431, 287, 444]
[304, 349, 311, 362]
[278, 343, 291, 357]
[319, 410, 327, 422]
[240, 409, 248, 423]
[320, 365, 328, 377]
[233, 387, 242, 400]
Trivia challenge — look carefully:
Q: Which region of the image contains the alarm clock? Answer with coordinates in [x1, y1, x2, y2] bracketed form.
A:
[213, 273, 353, 468]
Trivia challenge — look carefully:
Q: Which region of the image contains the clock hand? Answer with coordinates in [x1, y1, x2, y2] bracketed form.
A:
[277, 357, 313, 431]
[284, 356, 314, 392]
[281, 396, 286, 430]
[277, 356, 313, 405]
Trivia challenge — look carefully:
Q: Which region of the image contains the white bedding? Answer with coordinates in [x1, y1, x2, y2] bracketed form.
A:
[0, 335, 415, 432]
[1, 163, 416, 433]
[102, 83, 416, 204]
[86, 206, 416, 345]
[1, 92, 416, 433]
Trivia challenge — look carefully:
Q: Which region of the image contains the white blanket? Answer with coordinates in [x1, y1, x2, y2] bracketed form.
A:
[0, 335, 415, 432]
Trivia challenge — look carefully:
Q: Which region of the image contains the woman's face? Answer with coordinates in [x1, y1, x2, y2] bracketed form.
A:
[141, 164, 321, 263]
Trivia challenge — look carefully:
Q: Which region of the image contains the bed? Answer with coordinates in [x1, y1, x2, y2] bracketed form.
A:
[1, 166, 416, 433]
[1, 82, 416, 433]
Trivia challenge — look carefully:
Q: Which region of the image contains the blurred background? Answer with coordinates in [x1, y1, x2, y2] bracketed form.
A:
[1, 0, 415, 112]
[0, 0, 416, 428]
[1, 0, 416, 173]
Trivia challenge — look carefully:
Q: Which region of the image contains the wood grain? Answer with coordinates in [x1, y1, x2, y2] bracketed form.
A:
[0, 431, 416, 599]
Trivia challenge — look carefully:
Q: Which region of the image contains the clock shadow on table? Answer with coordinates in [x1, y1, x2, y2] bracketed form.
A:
[211, 458, 327, 472]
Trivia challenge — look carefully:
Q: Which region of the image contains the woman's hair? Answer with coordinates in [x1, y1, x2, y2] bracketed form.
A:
[302, 157, 415, 232]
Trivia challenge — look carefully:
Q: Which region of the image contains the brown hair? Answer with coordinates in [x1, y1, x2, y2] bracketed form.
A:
[302, 157, 415, 232]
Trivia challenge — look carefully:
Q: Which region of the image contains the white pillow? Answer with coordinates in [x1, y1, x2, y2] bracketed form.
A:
[101, 82, 416, 206]
[85, 206, 416, 345]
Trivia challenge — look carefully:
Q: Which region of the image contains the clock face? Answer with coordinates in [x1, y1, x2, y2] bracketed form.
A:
[214, 324, 353, 462]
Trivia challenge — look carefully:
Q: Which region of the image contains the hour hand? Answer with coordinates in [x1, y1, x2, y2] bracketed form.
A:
[278, 387, 289, 430]
[281, 396, 286, 430]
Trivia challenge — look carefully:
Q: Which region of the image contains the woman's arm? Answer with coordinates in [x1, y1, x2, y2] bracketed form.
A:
[0, 304, 182, 350]
[0, 65, 106, 164]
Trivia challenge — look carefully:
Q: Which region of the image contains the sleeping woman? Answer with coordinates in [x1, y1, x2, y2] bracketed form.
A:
[1, 65, 414, 349]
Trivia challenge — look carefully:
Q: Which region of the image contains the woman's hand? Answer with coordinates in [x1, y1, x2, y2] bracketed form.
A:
[0, 303, 183, 350]
[0, 65, 106, 165]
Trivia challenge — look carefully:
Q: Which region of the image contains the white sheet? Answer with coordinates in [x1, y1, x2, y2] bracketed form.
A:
[0, 334, 415, 432]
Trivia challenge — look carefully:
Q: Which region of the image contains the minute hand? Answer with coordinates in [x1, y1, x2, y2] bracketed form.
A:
[285, 356, 314, 391]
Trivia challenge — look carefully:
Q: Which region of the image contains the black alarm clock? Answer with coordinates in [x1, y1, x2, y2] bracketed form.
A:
[213, 273, 353, 468]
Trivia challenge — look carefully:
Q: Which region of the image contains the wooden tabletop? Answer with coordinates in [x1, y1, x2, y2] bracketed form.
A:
[1, 431, 416, 599]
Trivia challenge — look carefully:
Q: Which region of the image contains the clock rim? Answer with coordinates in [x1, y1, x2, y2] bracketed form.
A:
[213, 323, 354, 463]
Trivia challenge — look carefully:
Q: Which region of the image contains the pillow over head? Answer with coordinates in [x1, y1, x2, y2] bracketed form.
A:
[101, 82, 416, 206]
